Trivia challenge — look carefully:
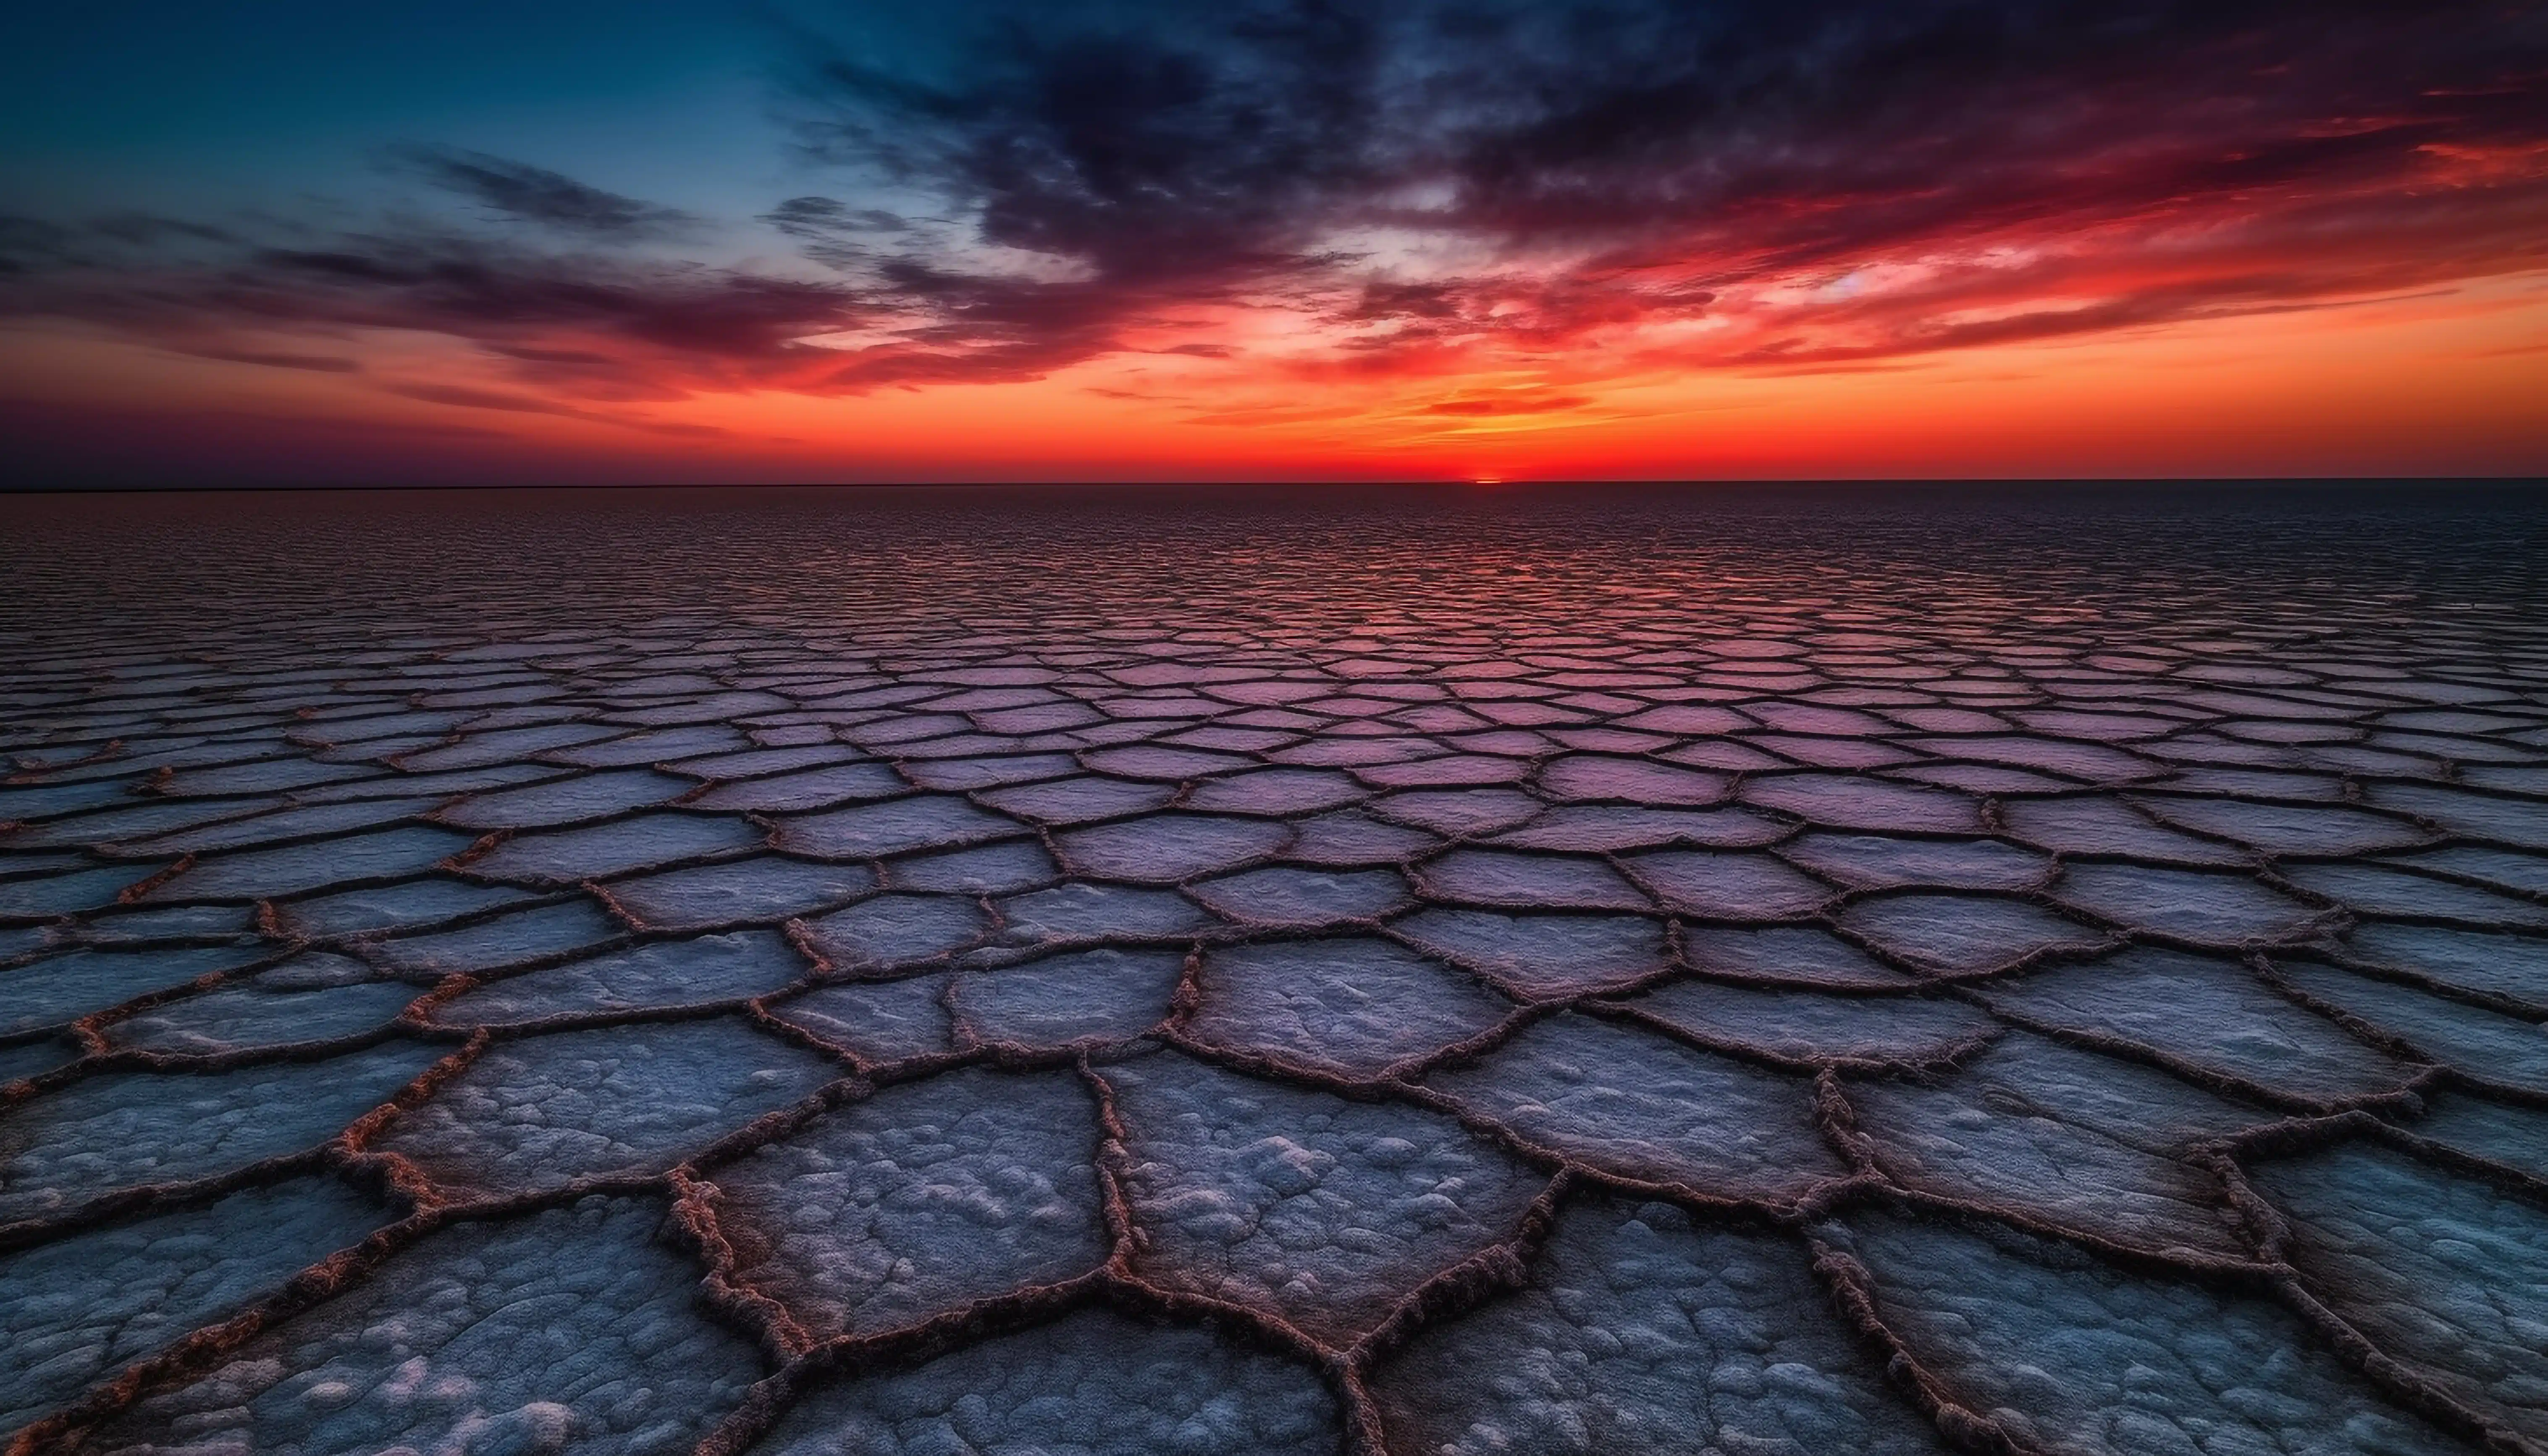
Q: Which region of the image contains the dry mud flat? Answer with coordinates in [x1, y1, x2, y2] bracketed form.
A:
[1, 486, 2546, 1455]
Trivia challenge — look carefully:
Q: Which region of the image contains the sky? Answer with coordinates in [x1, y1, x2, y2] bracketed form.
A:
[1, 0, 2543, 485]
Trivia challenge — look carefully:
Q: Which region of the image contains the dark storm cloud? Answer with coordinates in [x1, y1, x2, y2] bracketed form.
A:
[774, 0, 2548, 375]
[389, 146, 702, 240]
[800, 1, 1382, 278]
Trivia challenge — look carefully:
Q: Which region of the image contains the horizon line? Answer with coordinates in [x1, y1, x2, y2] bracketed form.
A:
[6, 474, 2548, 500]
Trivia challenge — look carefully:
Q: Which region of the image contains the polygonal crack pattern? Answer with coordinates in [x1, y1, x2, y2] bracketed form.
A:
[1101, 1051, 1546, 1348]
[77, 1195, 765, 1456]
[1370, 1197, 1954, 1455]
[1, 492, 2544, 1454]
[705, 1067, 1108, 1346]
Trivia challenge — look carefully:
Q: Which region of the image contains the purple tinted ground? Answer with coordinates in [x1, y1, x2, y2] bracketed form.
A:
[1, 484, 2546, 1456]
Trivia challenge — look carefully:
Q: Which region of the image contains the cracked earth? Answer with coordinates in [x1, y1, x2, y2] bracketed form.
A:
[1, 487, 2545, 1456]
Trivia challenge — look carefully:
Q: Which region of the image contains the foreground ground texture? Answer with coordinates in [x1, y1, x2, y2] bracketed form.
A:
[1, 484, 2545, 1456]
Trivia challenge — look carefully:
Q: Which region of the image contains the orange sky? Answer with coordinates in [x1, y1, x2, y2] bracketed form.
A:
[5, 271, 2541, 483]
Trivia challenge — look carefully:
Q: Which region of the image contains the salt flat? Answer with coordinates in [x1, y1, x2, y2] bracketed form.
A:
[1, 484, 2543, 1455]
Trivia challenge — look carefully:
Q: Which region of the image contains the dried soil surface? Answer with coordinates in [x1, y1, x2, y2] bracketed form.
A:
[2, 485, 2545, 1455]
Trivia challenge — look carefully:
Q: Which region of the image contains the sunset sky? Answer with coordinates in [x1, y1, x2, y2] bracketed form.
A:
[3, 0, 2544, 485]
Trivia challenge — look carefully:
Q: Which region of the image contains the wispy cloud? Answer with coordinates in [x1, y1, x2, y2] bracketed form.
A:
[388, 146, 703, 241]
